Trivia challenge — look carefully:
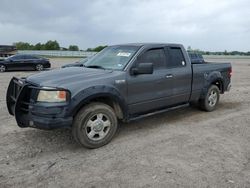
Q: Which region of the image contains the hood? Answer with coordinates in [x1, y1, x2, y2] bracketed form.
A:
[61, 63, 83, 68]
[26, 67, 114, 88]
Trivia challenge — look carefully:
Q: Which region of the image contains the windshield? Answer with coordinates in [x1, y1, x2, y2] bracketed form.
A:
[84, 45, 140, 70]
[6, 55, 15, 60]
[78, 58, 89, 63]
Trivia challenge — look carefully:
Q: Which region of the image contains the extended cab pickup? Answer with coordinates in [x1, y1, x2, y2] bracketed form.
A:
[6, 43, 232, 148]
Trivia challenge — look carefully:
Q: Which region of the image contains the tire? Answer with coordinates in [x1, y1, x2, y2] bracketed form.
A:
[35, 64, 44, 71]
[72, 102, 118, 148]
[199, 85, 220, 112]
[0, 64, 6, 72]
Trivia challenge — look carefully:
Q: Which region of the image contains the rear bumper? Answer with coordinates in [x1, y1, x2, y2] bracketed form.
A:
[6, 77, 72, 129]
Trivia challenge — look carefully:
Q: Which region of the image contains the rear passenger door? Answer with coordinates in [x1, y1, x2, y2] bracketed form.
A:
[23, 55, 36, 69]
[165, 47, 192, 103]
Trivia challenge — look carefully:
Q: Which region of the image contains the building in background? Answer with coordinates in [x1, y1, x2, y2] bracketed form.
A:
[0, 45, 17, 58]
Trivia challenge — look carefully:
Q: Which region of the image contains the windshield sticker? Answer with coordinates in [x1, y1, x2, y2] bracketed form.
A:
[117, 52, 131, 57]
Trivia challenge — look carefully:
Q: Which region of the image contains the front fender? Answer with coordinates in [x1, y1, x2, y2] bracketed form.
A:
[68, 85, 128, 120]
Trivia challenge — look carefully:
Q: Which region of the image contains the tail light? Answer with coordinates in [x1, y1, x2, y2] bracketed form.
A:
[228, 67, 232, 77]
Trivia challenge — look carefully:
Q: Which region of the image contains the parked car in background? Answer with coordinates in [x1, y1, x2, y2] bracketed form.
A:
[188, 52, 205, 64]
[0, 54, 50, 72]
[0, 45, 17, 58]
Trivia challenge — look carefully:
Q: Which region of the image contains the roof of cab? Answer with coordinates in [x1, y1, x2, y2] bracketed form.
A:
[113, 43, 184, 48]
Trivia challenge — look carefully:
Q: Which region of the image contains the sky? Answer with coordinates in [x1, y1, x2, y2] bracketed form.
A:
[0, 0, 249, 51]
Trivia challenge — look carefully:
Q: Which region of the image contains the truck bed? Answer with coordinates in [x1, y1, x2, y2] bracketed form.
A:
[191, 62, 231, 100]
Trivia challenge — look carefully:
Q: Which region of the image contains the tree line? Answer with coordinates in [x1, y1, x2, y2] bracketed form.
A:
[14, 42, 250, 55]
[14, 41, 107, 52]
[187, 46, 250, 56]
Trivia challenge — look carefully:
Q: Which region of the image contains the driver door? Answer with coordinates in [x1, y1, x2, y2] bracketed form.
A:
[10, 55, 25, 70]
[127, 48, 173, 115]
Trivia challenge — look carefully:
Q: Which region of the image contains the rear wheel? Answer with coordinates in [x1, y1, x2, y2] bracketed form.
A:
[0, 65, 6, 72]
[199, 85, 220, 112]
[72, 102, 118, 148]
[35, 64, 44, 71]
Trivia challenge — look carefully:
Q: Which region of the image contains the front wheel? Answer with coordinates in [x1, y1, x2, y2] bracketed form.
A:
[199, 85, 220, 112]
[35, 64, 44, 71]
[72, 102, 118, 148]
[0, 65, 6, 72]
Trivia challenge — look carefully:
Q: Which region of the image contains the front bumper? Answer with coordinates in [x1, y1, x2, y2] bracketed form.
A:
[6, 77, 72, 129]
[28, 114, 72, 129]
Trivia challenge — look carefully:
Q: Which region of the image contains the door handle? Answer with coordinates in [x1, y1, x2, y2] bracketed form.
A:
[165, 74, 173, 79]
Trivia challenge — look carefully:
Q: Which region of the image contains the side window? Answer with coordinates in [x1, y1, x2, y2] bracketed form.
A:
[12, 55, 22, 60]
[24, 55, 35, 59]
[138, 48, 166, 69]
[24, 55, 31, 59]
[167, 47, 185, 68]
[21, 55, 28, 59]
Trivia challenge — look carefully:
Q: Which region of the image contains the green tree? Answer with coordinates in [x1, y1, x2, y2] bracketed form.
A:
[87, 45, 107, 52]
[68, 45, 79, 51]
[94, 45, 107, 52]
[34, 43, 43, 50]
[44, 40, 60, 50]
[14, 42, 33, 50]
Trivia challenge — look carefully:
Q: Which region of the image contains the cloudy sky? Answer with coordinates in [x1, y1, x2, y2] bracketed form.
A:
[0, 0, 249, 51]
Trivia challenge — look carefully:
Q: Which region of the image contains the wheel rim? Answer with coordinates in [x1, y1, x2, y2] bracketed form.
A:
[36, 64, 43, 71]
[85, 113, 111, 141]
[208, 90, 218, 107]
[0, 65, 6, 72]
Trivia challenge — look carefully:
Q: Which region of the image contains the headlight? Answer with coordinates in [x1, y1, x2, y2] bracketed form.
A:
[37, 90, 68, 102]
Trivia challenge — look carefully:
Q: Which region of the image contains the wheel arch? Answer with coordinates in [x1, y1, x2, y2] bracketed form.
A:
[0, 63, 7, 71]
[70, 86, 128, 121]
[200, 71, 224, 98]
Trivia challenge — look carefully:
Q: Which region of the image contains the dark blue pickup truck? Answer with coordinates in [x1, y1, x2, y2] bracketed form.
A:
[6, 43, 232, 148]
[188, 52, 205, 64]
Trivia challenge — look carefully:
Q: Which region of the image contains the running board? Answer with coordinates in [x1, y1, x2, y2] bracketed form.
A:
[128, 103, 190, 122]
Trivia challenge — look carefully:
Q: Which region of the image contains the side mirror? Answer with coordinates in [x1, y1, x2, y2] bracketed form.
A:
[131, 63, 153, 75]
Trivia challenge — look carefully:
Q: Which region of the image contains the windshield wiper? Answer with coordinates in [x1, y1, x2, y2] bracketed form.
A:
[84, 65, 106, 70]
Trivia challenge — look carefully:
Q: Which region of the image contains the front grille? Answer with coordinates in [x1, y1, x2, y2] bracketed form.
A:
[10, 79, 23, 101]
[7, 77, 37, 127]
[7, 78, 35, 115]
[7, 77, 25, 115]
[19, 87, 32, 113]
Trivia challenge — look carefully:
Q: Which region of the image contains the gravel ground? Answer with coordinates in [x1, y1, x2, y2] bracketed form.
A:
[0, 57, 250, 188]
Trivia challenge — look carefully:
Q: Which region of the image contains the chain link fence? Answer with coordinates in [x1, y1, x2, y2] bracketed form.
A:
[18, 50, 97, 57]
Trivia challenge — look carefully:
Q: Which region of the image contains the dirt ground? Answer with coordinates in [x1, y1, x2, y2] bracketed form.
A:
[0, 57, 250, 188]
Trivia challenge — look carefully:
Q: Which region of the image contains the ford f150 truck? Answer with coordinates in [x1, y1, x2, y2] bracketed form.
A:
[6, 43, 232, 148]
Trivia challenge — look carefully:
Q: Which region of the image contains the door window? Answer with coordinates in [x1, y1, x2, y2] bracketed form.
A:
[138, 48, 166, 69]
[9, 55, 24, 61]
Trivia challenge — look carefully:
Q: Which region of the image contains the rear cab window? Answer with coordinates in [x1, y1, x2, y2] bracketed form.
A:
[165, 47, 186, 68]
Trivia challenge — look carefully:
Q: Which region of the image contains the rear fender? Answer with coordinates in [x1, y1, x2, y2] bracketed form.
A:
[200, 71, 223, 98]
